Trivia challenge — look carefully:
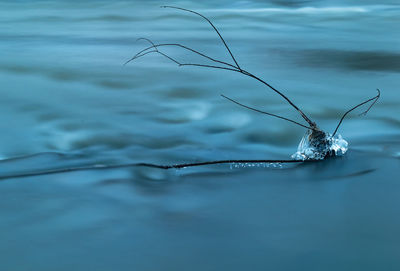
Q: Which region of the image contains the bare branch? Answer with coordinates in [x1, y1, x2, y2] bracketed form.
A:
[161, 5, 241, 70]
[221, 94, 314, 130]
[359, 88, 380, 116]
[127, 7, 316, 129]
[332, 89, 381, 136]
[125, 42, 239, 70]
[130, 49, 243, 72]
[0, 159, 313, 180]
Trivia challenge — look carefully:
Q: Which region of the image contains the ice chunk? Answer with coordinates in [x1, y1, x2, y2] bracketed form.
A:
[329, 133, 349, 156]
[291, 129, 348, 161]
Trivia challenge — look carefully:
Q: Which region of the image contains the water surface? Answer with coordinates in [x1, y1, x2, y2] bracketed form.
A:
[1, 1, 399, 270]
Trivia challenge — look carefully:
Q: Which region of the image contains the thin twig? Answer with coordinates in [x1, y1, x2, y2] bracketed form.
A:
[161, 5, 242, 70]
[126, 7, 316, 129]
[179, 63, 240, 72]
[128, 47, 317, 129]
[140, 159, 312, 169]
[137, 37, 158, 50]
[131, 49, 243, 72]
[221, 94, 313, 130]
[0, 159, 312, 181]
[239, 70, 316, 128]
[125, 42, 239, 70]
[332, 89, 380, 136]
[359, 89, 380, 116]
[128, 47, 316, 129]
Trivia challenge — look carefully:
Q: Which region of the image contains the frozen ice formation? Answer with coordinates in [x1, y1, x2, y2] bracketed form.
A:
[291, 129, 348, 161]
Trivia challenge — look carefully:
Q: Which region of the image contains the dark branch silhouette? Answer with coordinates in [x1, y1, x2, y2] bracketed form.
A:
[332, 89, 380, 136]
[359, 89, 380, 116]
[127, 7, 380, 135]
[0, 8, 384, 182]
[128, 42, 317, 129]
[123, 6, 380, 165]
[130, 48, 253, 73]
[221, 94, 313, 129]
[161, 5, 242, 70]
[125, 42, 238, 69]
[126, 6, 317, 128]
[0, 159, 314, 181]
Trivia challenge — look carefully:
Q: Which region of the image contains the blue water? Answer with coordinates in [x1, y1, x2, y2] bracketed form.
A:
[1, 1, 399, 270]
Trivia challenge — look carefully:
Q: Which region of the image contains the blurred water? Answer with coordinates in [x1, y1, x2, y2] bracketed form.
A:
[1, 1, 399, 270]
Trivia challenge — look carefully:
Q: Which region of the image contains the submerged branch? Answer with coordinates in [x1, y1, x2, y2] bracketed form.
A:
[0, 159, 314, 181]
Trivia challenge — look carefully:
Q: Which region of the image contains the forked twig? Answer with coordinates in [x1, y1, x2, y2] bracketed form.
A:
[130, 44, 316, 128]
[127, 6, 317, 130]
[130, 47, 240, 71]
[123, 6, 380, 167]
[359, 89, 380, 116]
[0, 8, 383, 182]
[125, 42, 238, 69]
[332, 89, 380, 136]
[161, 5, 242, 70]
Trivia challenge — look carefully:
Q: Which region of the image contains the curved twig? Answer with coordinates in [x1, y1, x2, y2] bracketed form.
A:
[127, 47, 317, 129]
[137, 37, 158, 50]
[161, 5, 241, 70]
[131, 49, 245, 72]
[238, 70, 316, 128]
[128, 47, 315, 129]
[221, 94, 313, 130]
[125, 42, 239, 70]
[126, 7, 316, 129]
[359, 89, 380, 116]
[332, 89, 380, 136]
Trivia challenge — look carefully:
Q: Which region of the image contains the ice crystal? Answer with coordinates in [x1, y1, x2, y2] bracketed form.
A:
[291, 129, 348, 161]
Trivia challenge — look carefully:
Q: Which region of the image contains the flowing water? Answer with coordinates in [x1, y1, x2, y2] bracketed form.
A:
[1, 1, 399, 270]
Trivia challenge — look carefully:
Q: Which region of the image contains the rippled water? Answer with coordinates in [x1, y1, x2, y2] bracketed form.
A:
[1, 1, 399, 270]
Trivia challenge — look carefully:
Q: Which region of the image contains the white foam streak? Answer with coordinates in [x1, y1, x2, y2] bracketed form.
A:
[205, 6, 382, 15]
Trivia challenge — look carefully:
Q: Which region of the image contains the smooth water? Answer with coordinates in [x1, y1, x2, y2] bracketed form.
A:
[1, 1, 399, 270]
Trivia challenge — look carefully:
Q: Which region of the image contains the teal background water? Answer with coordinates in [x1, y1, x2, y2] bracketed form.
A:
[1, 1, 399, 270]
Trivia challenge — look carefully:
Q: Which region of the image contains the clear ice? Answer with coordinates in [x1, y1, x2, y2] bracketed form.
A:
[291, 129, 348, 161]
